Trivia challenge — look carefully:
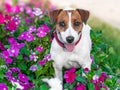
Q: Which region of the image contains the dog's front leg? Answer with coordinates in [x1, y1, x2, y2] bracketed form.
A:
[53, 63, 63, 81]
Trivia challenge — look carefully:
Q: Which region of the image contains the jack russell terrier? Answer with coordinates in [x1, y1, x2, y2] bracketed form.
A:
[49, 8, 92, 82]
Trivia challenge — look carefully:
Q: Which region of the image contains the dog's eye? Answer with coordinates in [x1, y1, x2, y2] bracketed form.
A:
[59, 21, 66, 27]
[74, 21, 81, 26]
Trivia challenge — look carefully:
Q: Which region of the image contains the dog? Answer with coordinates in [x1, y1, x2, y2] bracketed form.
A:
[49, 8, 92, 81]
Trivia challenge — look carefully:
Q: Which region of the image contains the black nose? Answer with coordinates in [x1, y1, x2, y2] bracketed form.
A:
[66, 36, 74, 43]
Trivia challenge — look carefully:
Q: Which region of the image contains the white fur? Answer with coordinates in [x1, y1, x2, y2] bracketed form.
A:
[50, 11, 92, 85]
[42, 78, 62, 90]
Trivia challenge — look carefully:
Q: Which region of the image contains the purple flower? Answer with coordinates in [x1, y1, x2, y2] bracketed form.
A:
[30, 53, 38, 62]
[29, 65, 38, 72]
[0, 83, 8, 90]
[90, 55, 94, 62]
[84, 68, 89, 73]
[64, 67, 76, 83]
[18, 31, 35, 42]
[38, 24, 50, 33]
[2, 50, 9, 59]
[18, 73, 29, 83]
[35, 46, 43, 52]
[10, 67, 21, 73]
[13, 15, 21, 25]
[36, 30, 46, 37]
[28, 26, 36, 33]
[5, 57, 13, 64]
[38, 59, 47, 65]
[117, 79, 120, 83]
[44, 54, 51, 60]
[7, 46, 19, 57]
[32, 8, 42, 16]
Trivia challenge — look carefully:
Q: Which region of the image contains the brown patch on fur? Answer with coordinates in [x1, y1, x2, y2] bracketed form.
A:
[71, 10, 83, 32]
[56, 11, 69, 32]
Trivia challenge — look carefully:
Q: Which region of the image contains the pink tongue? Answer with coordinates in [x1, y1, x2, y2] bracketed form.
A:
[65, 44, 75, 52]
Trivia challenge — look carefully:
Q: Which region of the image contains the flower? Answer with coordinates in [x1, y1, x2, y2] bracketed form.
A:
[0, 83, 8, 90]
[5, 57, 13, 64]
[38, 59, 47, 65]
[18, 31, 35, 42]
[35, 46, 43, 52]
[32, 8, 42, 16]
[64, 67, 76, 83]
[84, 68, 89, 73]
[7, 20, 17, 31]
[0, 13, 5, 24]
[28, 26, 36, 33]
[36, 30, 46, 37]
[44, 54, 51, 60]
[38, 24, 50, 33]
[30, 52, 38, 62]
[18, 73, 29, 83]
[76, 83, 86, 90]
[0, 41, 6, 51]
[29, 65, 38, 72]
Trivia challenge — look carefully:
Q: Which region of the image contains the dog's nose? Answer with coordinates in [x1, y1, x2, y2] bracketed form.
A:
[66, 36, 74, 43]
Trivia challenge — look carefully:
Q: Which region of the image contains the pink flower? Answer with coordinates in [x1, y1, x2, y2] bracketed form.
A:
[35, 46, 43, 52]
[76, 83, 86, 90]
[5, 58, 13, 64]
[0, 83, 8, 90]
[18, 73, 29, 83]
[84, 68, 89, 73]
[0, 13, 5, 24]
[38, 59, 47, 65]
[64, 67, 76, 83]
[38, 24, 50, 33]
[36, 30, 46, 37]
[7, 20, 17, 31]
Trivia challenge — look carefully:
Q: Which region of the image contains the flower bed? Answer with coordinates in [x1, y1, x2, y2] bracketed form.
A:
[0, 1, 120, 90]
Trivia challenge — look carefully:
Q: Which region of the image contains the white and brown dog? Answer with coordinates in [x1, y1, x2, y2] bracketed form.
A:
[49, 8, 92, 82]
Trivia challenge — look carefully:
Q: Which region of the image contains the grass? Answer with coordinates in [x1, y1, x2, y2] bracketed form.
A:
[88, 16, 120, 71]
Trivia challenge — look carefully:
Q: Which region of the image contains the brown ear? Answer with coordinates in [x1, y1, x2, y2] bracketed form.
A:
[76, 9, 90, 23]
[49, 9, 62, 23]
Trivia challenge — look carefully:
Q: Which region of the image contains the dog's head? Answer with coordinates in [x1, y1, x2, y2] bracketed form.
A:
[49, 9, 90, 51]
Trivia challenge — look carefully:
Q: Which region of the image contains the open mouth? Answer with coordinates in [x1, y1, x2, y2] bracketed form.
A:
[65, 43, 75, 52]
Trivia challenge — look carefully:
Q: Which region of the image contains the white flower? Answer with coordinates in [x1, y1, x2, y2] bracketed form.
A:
[33, 8, 42, 16]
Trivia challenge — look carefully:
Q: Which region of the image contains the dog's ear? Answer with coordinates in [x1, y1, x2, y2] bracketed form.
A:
[76, 9, 90, 23]
[48, 9, 62, 23]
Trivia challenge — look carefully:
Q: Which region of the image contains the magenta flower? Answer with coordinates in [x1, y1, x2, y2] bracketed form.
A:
[7, 46, 19, 57]
[44, 54, 51, 60]
[76, 83, 86, 90]
[5, 14, 12, 21]
[84, 68, 89, 73]
[0, 13, 5, 24]
[5, 57, 13, 64]
[7, 20, 17, 31]
[35, 46, 43, 52]
[4, 3, 13, 13]
[38, 24, 50, 33]
[64, 67, 76, 83]
[18, 31, 35, 42]
[38, 59, 47, 65]
[36, 30, 46, 37]
[0, 83, 8, 90]
[18, 73, 29, 83]
[0, 41, 6, 51]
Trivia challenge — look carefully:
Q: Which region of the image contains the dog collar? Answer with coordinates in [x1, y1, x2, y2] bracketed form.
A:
[54, 32, 82, 48]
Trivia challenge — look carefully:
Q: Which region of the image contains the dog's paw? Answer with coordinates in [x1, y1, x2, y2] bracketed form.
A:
[42, 78, 62, 90]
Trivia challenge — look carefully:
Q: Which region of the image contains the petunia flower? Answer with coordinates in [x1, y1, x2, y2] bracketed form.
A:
[32, 8, 42, 16]
[0, 83, 8, 90]
[38, 59, 47, 65]
[35, 46, 43, 52]
[0, 13, 5, 24]
[36, 30, 46, 37]
[64, 67, 76, 83]
[18, 73, 29, 83]
[5, 57, 13, 64]
[29, 65, 38, 72]
[18, 31, 35, 42]
[28, 26, 36, 33]
[7, 20, 17, 31]
[76, 83, 86, 90]
[38, 24, 50, 33]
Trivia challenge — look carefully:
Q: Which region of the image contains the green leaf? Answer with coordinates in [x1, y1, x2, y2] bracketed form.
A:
[88, 82, 94, 90]
[16, 54, 23, 60]
[4, 45, 10, 49]
[96, 69, 102, 76]
[40, 84, 49, 90]
[76, 76, 86, 84]
[100, 88, 106, 90]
